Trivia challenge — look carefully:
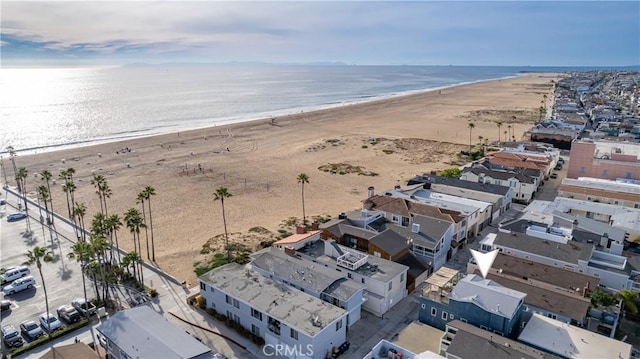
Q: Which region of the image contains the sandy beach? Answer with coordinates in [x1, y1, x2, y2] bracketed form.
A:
[9, 73, 559, 285]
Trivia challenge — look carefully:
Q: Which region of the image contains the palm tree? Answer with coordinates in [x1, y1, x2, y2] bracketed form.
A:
[24, 247, 54, 334]
[507, 125, 512, 142]
[91, 175, 107, 214]
[213, 186, 233, 262]
[496, 122, 503, 144]
[59, 169, 75, 219]
[142, 185, 157, 262]
[467, 122, 475, 154]
[296, 173, 310, 227]
[105, 214, 123, 263]
[36, 185, 55, 245]
[617, 289, 639, 315]
[74, 202, 88, 242]
[16, 167, 28, 210]
[40, 170, 54, 224]
[68, 241, 94, 319]
[136, 191, 150, 260]
[6, 146, 19, 191]
[124, 208, 145, 285]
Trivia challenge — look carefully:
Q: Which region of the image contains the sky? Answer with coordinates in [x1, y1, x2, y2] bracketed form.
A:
[1, 1, 639, 67]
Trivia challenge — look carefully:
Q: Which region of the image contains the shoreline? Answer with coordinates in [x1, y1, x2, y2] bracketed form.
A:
[5, 73, 529, 157]
[9, 73, 561, 285]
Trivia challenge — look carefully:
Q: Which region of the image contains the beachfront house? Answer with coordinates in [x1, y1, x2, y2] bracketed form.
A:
[419, 271, 526, 338]
[250, 247, 365, 328]
[461, 167, 537, 204]
[199, 263, 348, 359]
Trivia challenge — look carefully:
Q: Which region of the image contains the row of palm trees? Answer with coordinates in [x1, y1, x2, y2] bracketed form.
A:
[466, 121, 520, 153]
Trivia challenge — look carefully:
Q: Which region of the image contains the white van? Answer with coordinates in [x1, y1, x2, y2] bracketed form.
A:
[1, 266, 31, 285]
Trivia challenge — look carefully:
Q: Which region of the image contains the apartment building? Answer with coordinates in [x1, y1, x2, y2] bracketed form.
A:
[461, 167, 538, 204]
[558, 177, 640, 209]
[199, 263, 348, 359]
[567, 139, 640, 180]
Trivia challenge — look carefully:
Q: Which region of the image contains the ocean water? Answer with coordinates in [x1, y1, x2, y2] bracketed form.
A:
[0, 64, 620, 154]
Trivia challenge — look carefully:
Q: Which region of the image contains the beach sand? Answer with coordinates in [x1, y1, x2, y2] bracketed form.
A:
[11, 73, 560, 285]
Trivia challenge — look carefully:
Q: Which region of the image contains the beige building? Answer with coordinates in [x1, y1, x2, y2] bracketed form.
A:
[567, 139, 640, 180]
[558, 177, 640, 209]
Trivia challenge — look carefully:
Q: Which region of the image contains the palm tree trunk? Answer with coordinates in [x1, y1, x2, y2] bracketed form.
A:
[81, 272, 89, 319]
[148, 201, 155, 262]
[38, 268, 52, 335]
[114, 232, 121, 263]
[222, 199, 230, 261]
[141, 202, 150, 260]
[65, 192, 72, 219]
[301, 183, 306, 227]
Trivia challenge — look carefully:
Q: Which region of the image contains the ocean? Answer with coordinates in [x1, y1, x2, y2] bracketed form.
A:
[0, 64, 624, 155]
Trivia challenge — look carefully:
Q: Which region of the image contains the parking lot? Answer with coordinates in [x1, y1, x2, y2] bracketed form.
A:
[0, 197, 87, 352]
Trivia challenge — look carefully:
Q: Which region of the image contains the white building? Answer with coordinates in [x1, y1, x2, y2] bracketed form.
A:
[519, 313, 632, 359]
[461, 167, 538, 204]
[199, 263, 348, 359]
[296, 240, 408, 317]
[250, 247, 365, 327]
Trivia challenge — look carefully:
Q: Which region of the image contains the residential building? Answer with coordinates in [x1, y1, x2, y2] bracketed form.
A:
[558, 177, 640, 209]
[485, 151, 552, 175]
[408, 175, 513, 216]
[363, 338, 445, 359]
[250, 247, 365, 327]
[440, 320, 558, 359]
[96, 306, 213, 359]
[518, 313, 632, 359]
[419, 270, 526, 338]
[296, 240, 408, 317]
[40, 343, 100, 359]
[461, 167, 538, 204]
[272, 227, 322, 250]
[467, 259, 592, 327]
[567, 139, 640, 180]
[199, 263, 348, 359]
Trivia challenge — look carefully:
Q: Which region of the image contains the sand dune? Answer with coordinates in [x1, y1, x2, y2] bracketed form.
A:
[11, 73, 560, 285]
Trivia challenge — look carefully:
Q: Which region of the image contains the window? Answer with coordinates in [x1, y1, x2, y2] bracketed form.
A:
[210, 286, 215, 292]
[251, 308, 263, 321]
[252, 324, 260, 336]
[400, 273, 405, 282]
[521, 321, 527, 328]
[480, 325, 489, 331]
[460, 318, 467, 323]
[547, 313, 557, 320]
[509, 180, 517, 188]
[602, 169, 608, 176]
[450, 314, 454, 320]
[392, 215, 400, 223]
[225, 295, 231, 304]
[431, 308, 437, 316]
[233, 298, 240, 309]
[200, 282, 206, 290]
[347, 273, 352, 279]
[635, 203, 640, 209]
[336, 320, 342, 331]
[579, 167, 585, 174]
[388, 282, 393, 291]
[627, 172, 633, 179]
[361, 278, 365, 284]
[290, 328, 298, 340]
[442, 311, 448, 320]
[421, 304, 426, 309]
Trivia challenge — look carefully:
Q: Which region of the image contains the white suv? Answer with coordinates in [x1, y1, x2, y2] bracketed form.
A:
[1, 266, 30, 284]
[3, 276, 36, 295]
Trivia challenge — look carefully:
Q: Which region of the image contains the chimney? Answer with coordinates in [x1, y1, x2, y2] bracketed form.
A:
[367, 186, 375, 198]
[411, 223, 420, 233]
[338, 213, 347, 220]
[394, 185, 401, 190]
[296, 226, 307, 234]
[284, 246, 296, 256]
[583, 281, 590, 297]
[600, 232, 609, 248]
[361, 209, 369, 217]
[423, 183, 431, 190]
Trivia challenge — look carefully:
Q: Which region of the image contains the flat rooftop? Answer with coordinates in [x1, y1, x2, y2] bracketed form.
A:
[393, 321, 444, 355]
[96, 306, 212, 359]
[199, 263, 346, 337]
[565, 177, 640, 195]
[298, 240, 408, 283]
[494, 231, 594, 265]
[251, 248, 364, 301]
[518, 313, 632, 359]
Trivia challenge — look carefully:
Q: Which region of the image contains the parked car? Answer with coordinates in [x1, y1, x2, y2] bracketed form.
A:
[1, 265, 31, 284]
[558, 158, 565, 165]
[550, 173, 558, 179]
[3, 275, 36, 295]
[39, 312, 63, 332]
[6, 212, 27, 222]
[0, 300, 11, 312]
[2, 325, 24, 348]
[71, 297, 97, 317]
[57, 304, 81, 324]
[554, 163, 563, 170]
[20, 320, 44, 340]
[0, 199, 6, 205]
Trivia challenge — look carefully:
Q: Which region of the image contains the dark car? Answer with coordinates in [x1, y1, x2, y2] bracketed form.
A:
[57, 304, 81, 324]
[554, 163, 563, 170]
[7, 212, 27, 222]
[2, 325, 24, 348]
[0, 300, 11, 312]
[550, 173, 558, 179]
[71, 297, 97, 317]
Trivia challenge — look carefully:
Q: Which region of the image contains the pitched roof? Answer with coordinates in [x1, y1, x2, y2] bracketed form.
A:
[369, 229, 411, 255]
[385, 214, 453, 250]
[411, 175, 511, 196]
[480, 253, 599, 290]
[446, 320, 558, 359]
[320, 219, 379, 240]
[364, 195, 411, 217]
[96, 306, 212, 359]
[39, 343, 100, 359]
[493, 232, 594, 265]
[450, 274, 526, 319]
[463, 167, 535, 184]
[479, 271, 591, 322]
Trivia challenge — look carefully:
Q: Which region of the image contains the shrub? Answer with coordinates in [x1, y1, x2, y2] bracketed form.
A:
[10, 319, 89, 356]
[149, 288, 159, 298]
[361, 145, 368, 149]
[382, 149, 394, 154]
